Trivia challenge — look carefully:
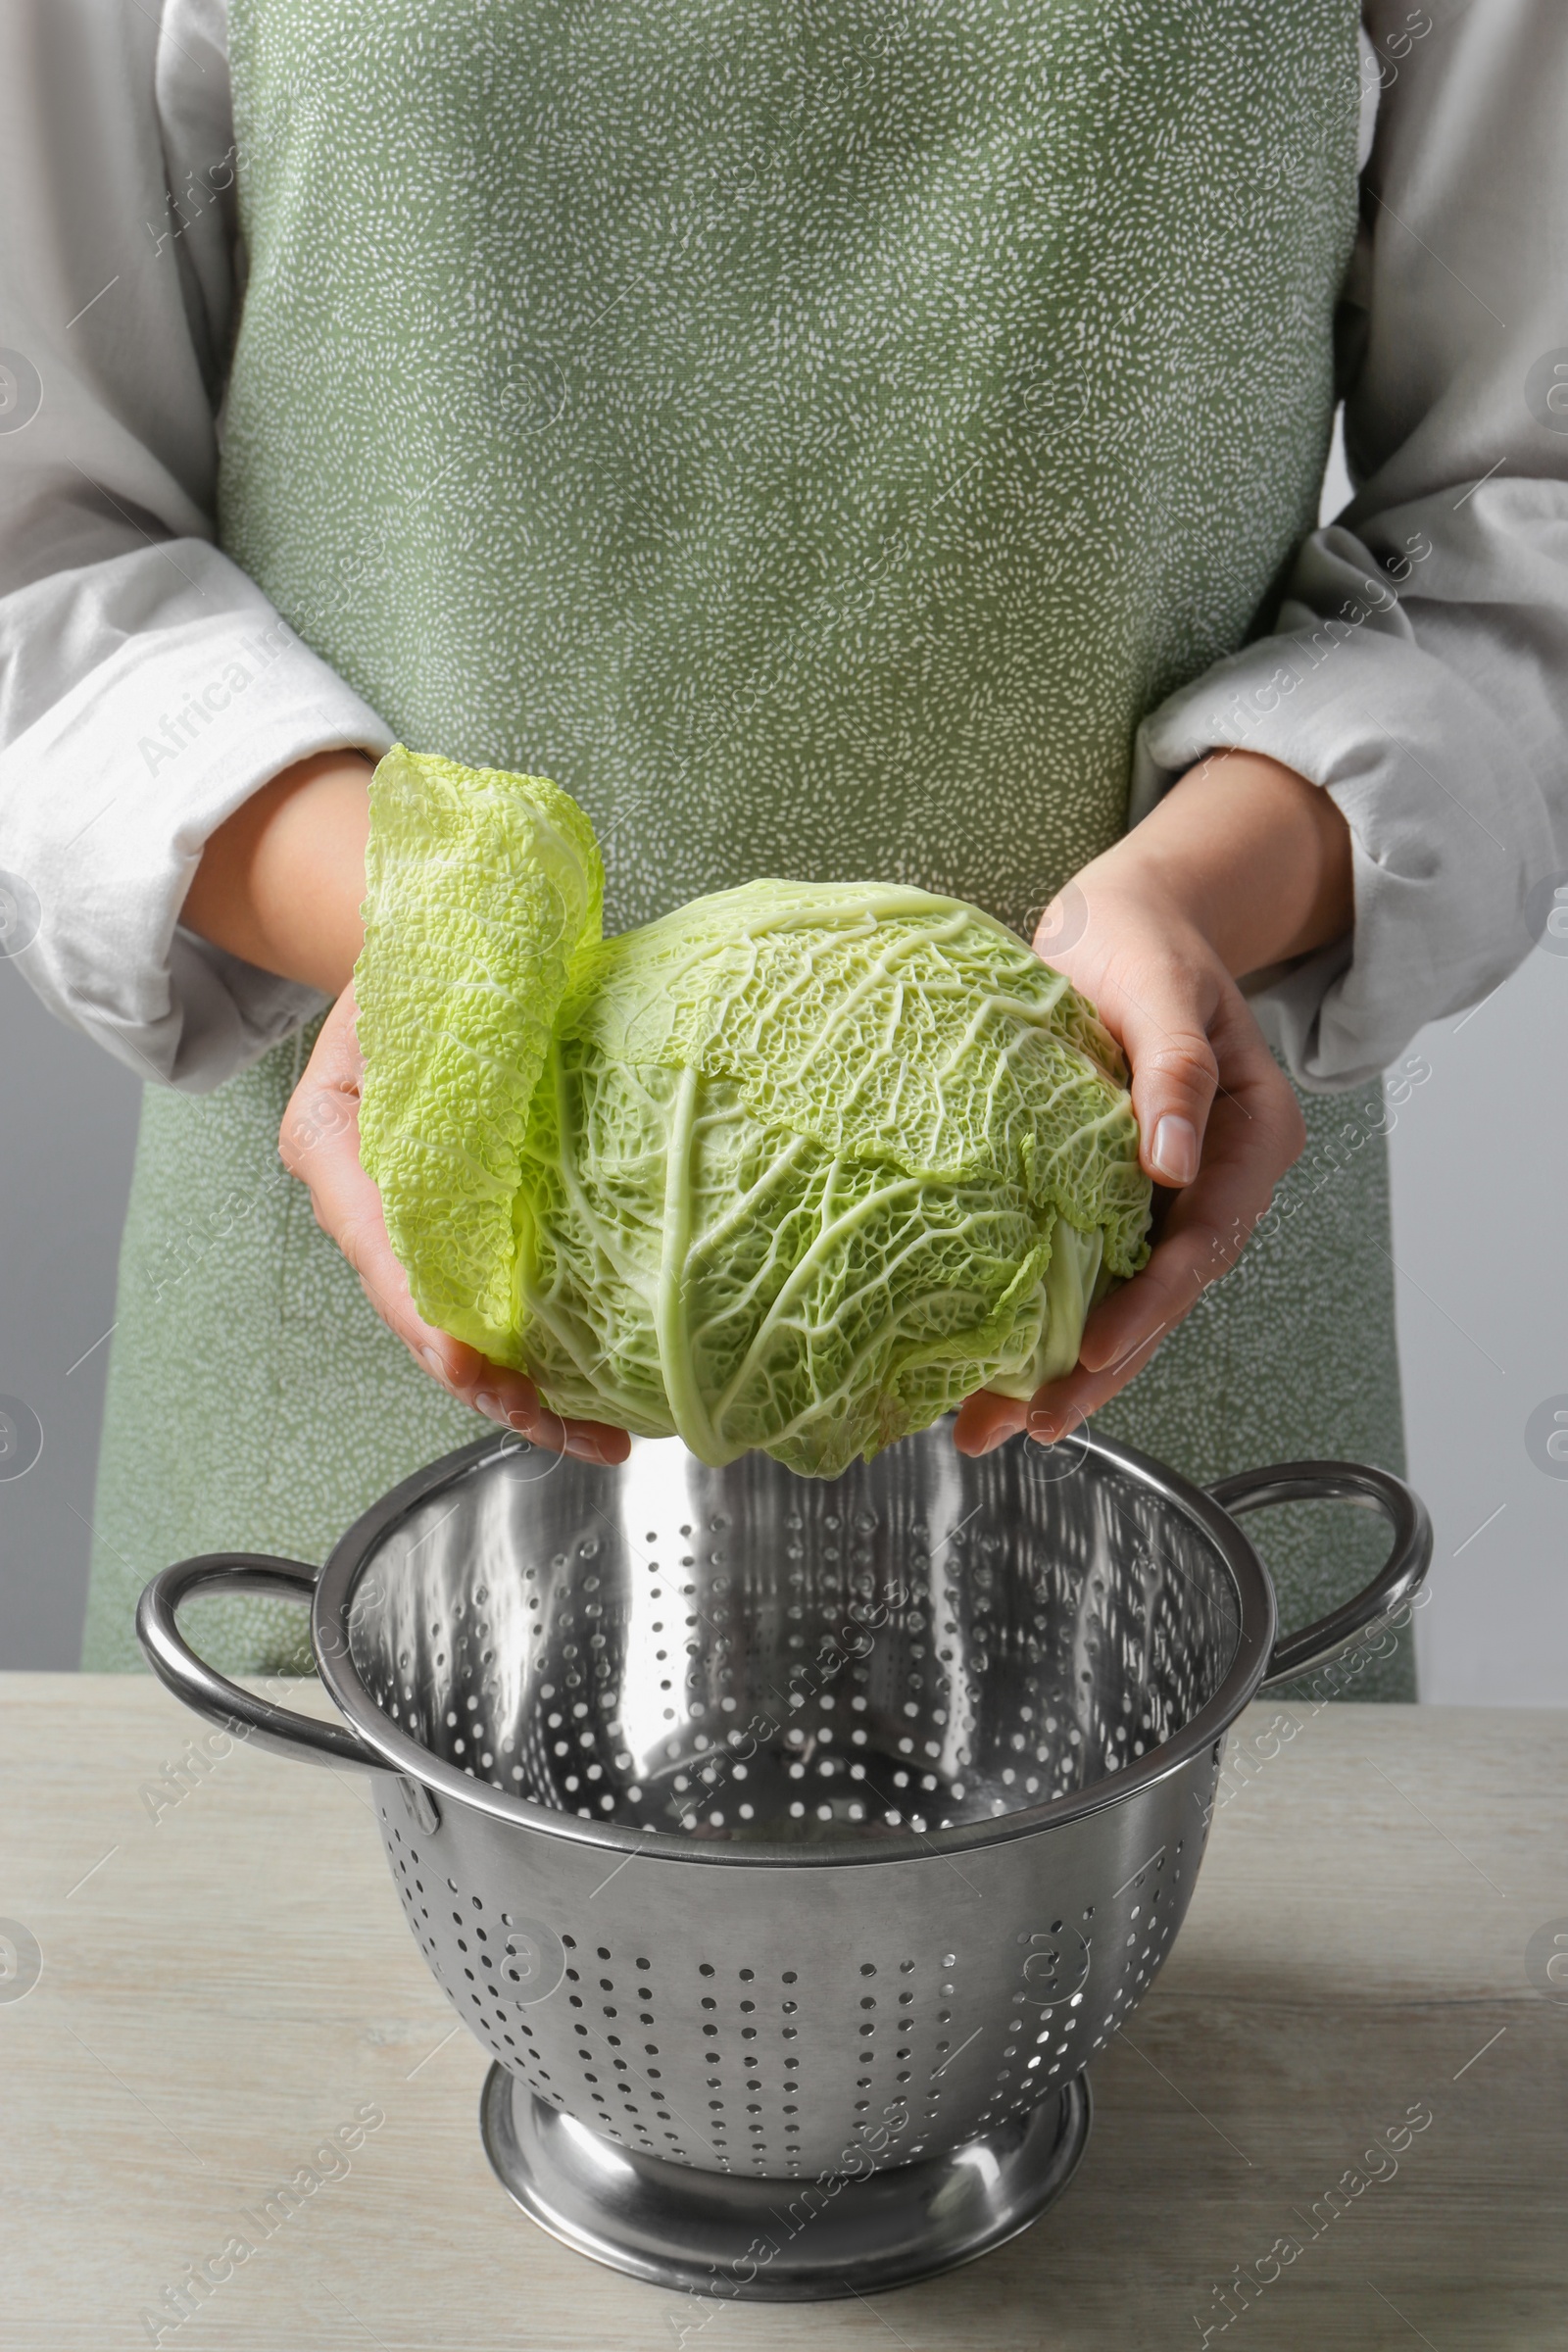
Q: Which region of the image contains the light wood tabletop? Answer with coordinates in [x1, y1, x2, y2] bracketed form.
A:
[2, 1675, 1564, 2350]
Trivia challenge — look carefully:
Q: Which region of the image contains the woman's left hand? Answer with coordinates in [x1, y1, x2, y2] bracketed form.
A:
[953, 750, 1354, 1456]
[280, 986, 632, 1463]
[183, 746, 631, 1464]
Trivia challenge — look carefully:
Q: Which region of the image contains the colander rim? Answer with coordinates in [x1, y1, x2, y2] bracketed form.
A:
[310, 1427, 1276, 1866]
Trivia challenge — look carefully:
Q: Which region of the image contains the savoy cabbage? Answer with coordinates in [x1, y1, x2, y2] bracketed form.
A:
[356, 748, 1151, 1476]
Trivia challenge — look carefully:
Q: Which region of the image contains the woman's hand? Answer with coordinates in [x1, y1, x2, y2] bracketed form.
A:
[954, 751, 1354, 1457]
[280, 987, 630, 1462]
[184, 749, 631, 1465]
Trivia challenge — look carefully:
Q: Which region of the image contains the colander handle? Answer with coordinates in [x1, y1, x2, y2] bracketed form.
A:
[136, 1551, 386, 1772]
[1206, 1460, 1433, 1692]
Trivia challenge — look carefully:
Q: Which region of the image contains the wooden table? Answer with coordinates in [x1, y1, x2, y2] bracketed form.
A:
[3, 1676, 1564, 2349]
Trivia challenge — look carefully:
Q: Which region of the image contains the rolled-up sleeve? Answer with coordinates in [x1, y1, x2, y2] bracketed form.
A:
[0, 0, 392, 1093]
[1129, 0, 1568, 1091]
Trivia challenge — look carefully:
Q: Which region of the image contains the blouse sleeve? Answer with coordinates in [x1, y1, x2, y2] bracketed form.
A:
[0, 0, 392, 1093]
[1130, 0, 1568, 1091]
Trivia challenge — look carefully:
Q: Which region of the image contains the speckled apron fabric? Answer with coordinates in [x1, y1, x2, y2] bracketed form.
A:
[84, 0, 1411, 1696]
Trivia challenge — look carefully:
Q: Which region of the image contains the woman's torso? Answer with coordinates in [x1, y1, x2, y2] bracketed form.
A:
[83, 0, 1412, 1702]
[219, 0, 1362, 933]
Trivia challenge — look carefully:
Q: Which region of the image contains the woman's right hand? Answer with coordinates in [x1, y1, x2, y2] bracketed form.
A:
[184, 748, 630, 1466]
[280, 987, 631, 1463]
[953, 749, 1352, 1458]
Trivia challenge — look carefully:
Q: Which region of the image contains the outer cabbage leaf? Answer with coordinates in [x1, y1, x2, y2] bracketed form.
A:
[357, 751, 1152, 1474]
[356, 746, 603, 1363]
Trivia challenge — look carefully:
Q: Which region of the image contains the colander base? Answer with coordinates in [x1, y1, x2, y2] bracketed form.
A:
[478, 2065, 1092, 2300]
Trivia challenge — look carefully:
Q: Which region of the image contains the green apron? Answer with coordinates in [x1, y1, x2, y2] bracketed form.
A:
[84, 0, 1411, 1697]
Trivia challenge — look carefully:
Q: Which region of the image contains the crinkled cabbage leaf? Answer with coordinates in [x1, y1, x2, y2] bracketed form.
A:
[357, 747, 1151, 1476]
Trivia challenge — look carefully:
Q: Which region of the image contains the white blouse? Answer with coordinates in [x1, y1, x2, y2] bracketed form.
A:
[1, 0, 1565, 1095]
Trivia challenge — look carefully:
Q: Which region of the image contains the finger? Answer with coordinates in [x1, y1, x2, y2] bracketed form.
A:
[459, 1365, 632, 1465]
[1110, 967, 1223, 1190]
[1075, 1132, 1276, 1383]
[952, 1388, 1029, 1455]
[1021, 1331, 1165, 1445]
[279, 987, 365, 1181]
[336, 1164, 630, 1462]
[1081, 1037, 1301, 1376]
[351, 1186, 631, 1464]
[1027, 1140, 1298, 1446]
[952, 1150, 1251, 1458]
[283, 1032, 629, 1464]
[961, 1002, 1304, 1447]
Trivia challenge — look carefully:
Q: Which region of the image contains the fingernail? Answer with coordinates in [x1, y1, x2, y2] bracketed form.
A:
[420, 1346, 448, 1381]
[473, 1391, 508, 1427]
[564, 1432, 607, 1463]
[1151, 1114, 1199, 1186]
[1028, 1414, 1060, 1445]
[977, 1427, 1012, 1456]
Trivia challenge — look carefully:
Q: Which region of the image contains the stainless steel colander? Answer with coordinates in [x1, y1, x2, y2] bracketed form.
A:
[139, 1424, 1428, 2299]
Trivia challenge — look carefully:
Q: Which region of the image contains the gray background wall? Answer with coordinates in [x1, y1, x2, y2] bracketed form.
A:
[1390, 952, 1568, 1703]
[1312, 421, 1567, 1705]
[1, 427, 1561, 1698]
[0, 955, 139, 1667]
